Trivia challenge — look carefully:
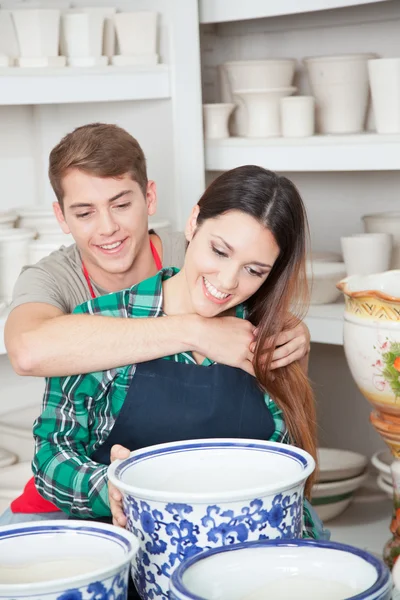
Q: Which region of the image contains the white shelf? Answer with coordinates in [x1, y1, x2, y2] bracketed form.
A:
[305, 303, 344, 345]
[199, 0, 392, 24]
[205, 134, 400, 172]
[0, 65, 170, 106]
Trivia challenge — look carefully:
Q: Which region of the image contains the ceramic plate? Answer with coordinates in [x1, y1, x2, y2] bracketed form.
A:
[371, 448, 392, 476]
[317, 448, 368, 483]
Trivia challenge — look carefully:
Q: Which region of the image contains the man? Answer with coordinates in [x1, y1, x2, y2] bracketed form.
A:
[3, 123, 310, 524]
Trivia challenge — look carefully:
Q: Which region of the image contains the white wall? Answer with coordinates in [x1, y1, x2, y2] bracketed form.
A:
[201, 1, 398, 458]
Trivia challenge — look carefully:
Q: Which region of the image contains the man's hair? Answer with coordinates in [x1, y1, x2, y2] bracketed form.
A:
[49, 123, 148, 211]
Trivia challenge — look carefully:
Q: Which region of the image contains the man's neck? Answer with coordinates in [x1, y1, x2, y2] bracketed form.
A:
[82, 241, 158, 293]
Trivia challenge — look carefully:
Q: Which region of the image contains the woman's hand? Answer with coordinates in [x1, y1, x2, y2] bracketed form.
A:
[270, 321, 311, 372]
[108, 444, 130, 527]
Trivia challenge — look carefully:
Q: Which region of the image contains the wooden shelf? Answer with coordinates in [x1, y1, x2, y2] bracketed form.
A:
[0, 65, 170, 106]
[199, 0, 393, 24]
[306, 303, 344, 346]
[205, 134, 400, 172]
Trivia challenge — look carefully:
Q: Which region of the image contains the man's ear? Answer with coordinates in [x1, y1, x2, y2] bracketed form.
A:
[53, 202, 70, 234]
[185, 205, 200, 243]
[146, 181, 157, 217]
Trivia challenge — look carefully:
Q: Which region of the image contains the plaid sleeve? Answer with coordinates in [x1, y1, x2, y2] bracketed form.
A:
[32, 373, 111, 519]
[302, 499, 331, 540]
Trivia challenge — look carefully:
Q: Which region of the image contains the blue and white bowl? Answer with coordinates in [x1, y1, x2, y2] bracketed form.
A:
[107, 438, 315, 600]
[0, 520, 139, 600]
[169, 539, 392, 600]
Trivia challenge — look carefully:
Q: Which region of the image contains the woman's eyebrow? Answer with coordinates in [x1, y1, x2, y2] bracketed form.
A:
[213, 235, 271, 268]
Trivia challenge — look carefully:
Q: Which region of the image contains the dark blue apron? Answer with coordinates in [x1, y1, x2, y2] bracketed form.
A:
[89, 357, 276, 599]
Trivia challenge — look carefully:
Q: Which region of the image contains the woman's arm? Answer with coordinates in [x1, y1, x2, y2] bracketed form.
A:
[32, 373, 111, 518]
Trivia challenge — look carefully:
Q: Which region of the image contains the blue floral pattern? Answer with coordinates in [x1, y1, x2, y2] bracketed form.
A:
[124, 491, 303, 599]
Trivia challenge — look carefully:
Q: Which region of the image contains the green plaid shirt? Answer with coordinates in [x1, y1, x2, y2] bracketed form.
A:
[32, 267, 322, 539]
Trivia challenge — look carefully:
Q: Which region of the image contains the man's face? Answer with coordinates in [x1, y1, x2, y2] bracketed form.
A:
[53, 169, 157, 276]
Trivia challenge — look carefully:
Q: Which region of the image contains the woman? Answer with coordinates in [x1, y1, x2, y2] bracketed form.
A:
[33, 165, 324, 538]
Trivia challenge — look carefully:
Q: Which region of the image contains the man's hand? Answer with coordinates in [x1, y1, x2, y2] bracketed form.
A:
[195, 316, 256, 375]
[108, 444, 130, 527]
[269, 321, 311, 371]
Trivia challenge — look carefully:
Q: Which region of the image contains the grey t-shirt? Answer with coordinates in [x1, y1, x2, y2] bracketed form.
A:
[10, 230, 186, 314]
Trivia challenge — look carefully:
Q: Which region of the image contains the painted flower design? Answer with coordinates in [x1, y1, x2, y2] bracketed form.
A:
[373, 339, 400, 397]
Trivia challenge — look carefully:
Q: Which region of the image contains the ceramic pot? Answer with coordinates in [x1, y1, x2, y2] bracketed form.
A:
[0, 229, 35, 304]
[363, 211, 400, 269]
[281, 96, 315, 138]
[304, 54, 376, 134]
[0, 10, 19, 62]
[169, 539, 391, 600]
[62, 11, 107, 61]
[341, 233, 392, 276]
[368, 58, 400, 134]
[108, 438, 315, 600]
[224, 59, 296, 92]
[11, 9, 61, 58]
[66, 7, 116, 58]
[235, 87, 296, 138]
[0, 211, 17, 229]
[0, 521, 139, 599]
[217, 64, 247, 137]
[17, 207, 61, 238]
[306, 260, 346, 304]
[114, 11, 158, 57]
[203, 103, 235, 139]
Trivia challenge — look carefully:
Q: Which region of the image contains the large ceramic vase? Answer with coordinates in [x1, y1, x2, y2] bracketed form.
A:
[338, 271, 400, 568]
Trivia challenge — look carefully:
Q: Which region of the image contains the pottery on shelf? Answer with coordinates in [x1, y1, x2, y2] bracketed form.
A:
[306, 260, 346, 304]
[363, 212, 400, 270]
[304, 53, 376, 134]
[281, 96, 315, 138]
[340, 232, 393, 276]
[114, 11, 158, 60]
[0, 10, 19, 64]
[368, 58, 400, 134]
[0, 521, 139, 599]
[169, 539, 392, 600]
[0, 211, 17, 229]
[217, 64, 247, 136]
[0, 229, 35, 304]
[62, 12, 106, 64]
[11, 9, 61, 60]
[235, 87, 296, 138]
[203, 103, 235, 140]
[338, 270, 400, 567]
[311, 471, 368, 522]
[224, 59, 296, 92]
[108, 438, 315, 599]
[67, 6, 116, 58]
[17, 207, 62, 238]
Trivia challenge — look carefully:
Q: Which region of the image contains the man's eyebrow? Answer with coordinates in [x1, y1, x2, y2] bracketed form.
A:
[68, 190, 133, 210]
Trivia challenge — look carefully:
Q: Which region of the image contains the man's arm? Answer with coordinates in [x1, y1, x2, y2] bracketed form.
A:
[5, 303, 255, 378]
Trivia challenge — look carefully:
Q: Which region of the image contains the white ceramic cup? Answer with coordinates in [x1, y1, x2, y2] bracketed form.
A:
[0, 228, 35, 303]
[368, 58, 400, 134]
[114, 11, 157, 57]
[340, 233, 392, 276]
[203, 103, 235, 139]
[281, 96, 315, 138]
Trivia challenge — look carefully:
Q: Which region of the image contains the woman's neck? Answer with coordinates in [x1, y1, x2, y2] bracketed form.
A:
[162, 268, 194, 315]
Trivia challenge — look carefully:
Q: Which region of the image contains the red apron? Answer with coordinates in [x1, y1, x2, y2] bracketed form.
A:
[11, 240, 162, 514]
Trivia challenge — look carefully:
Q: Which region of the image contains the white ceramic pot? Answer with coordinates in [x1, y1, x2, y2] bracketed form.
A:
[108, 438, 315, 600]
[203, 103, 235, 139]
[306, 260, 346, 304]
[0, 520, 139, 599]
[235, 87, 296, 138]
[0, 10, 19, 62]
[0, 211, 17, 230]
[169, 539, 392, 600]
[368, 58, 400, 134]
[371, 448, 392, 478]
[363, 212, 400, 269]
[0, 229, 35, 304]
[0, 404, 41, 461]
[65, 7, 116, 58]
[304, 54, 376, 134]
[17, 207, 61, 237]
[11, 9, 61, 58]
[224, 59, 296, 93]
[338, 271, 400, 416]
[281, 96, 315, 138]
[341, 233, 393, 276]
[114, 11, 158, 57]
[62, 12, 105, 59]
[217, 64, 247, 136]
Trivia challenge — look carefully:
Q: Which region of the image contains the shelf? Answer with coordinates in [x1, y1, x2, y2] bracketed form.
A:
[199, 0, 392, 24]
[305, 303, 344, 346]
[205, 134, 400, 172]
[0, 65, 170, 105]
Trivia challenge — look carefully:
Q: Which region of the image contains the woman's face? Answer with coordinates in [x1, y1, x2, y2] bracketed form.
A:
[183, 208, 280, 318]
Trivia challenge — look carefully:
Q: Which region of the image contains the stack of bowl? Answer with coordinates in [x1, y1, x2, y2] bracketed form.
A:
[222, 59, 297, 137]
[371, 448, 393, 498]
[311, 448, 368, 521]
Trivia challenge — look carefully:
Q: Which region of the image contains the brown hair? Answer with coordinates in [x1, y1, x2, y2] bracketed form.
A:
[49, 123, 148, 211]
[196, 166, 317, 497]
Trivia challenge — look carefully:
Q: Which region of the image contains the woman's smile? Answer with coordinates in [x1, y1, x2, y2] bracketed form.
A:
[202, 276, 232, 304]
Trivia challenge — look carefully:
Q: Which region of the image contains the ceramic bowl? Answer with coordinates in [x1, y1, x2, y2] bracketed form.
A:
[0, 461, 33, 512]
[17, 207, 62, 237]
[224, 59, 296, 92]
[376, 474, 392, 498]
[317, 447, 368, 483]
[371, 448, 392, 478]
[311, 471, 368, 522]
[0, 520, 139, 600]
[108, 438, 315, 600]
[306, 261, 347, 304]
[169, 539, 392, 600]
[0, 211, 17, 229]
[0, 404, 40, 461]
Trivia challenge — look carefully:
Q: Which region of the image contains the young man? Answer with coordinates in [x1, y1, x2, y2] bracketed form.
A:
[3, 123, 310, 525]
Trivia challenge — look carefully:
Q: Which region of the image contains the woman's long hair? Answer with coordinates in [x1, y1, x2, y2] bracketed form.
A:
[197, 166, 317, 497]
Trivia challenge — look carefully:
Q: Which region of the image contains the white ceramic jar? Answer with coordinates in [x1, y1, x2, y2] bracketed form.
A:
[11, 9, 61, 59]
[368, 58, 400, 134]
[281, 96, 315, 138]
[340, 232, 392, 276]
[114, 11, 158, 59]
[362, 211, 400, 269]
[17, 207, 61, 238]
[235, 87, 296, 138]
[203, 103, 235, 139]
[0, 229, 35, 304]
